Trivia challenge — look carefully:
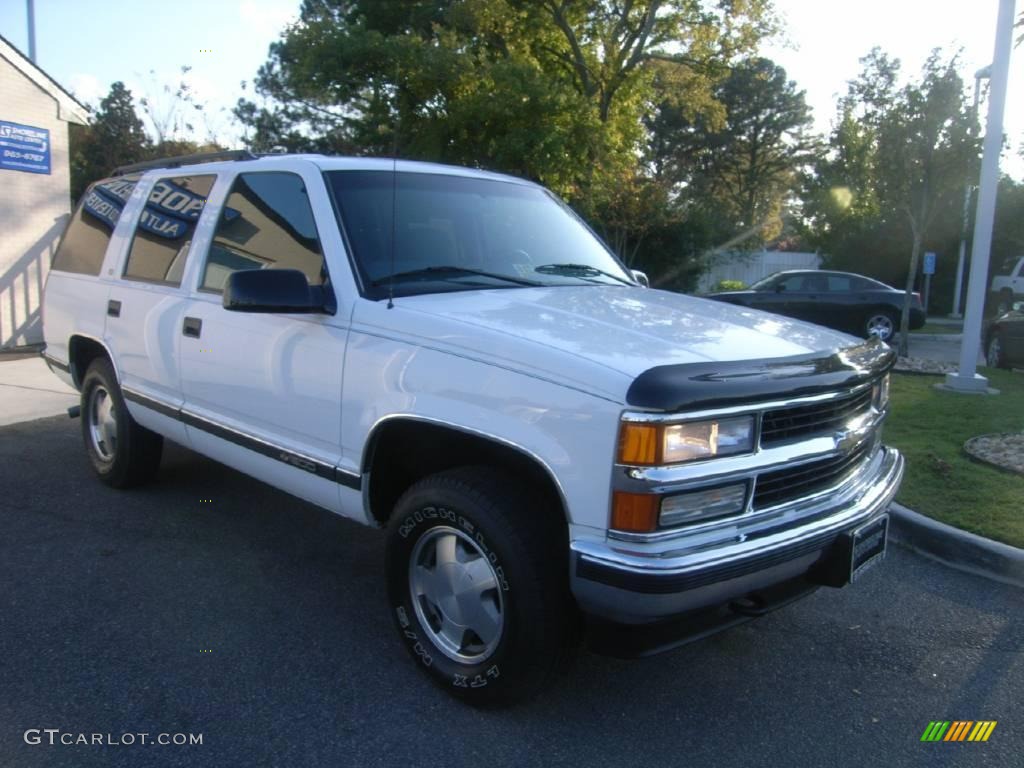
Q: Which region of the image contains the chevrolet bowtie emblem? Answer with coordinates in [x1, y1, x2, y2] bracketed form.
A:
[834, 426, 869, 453]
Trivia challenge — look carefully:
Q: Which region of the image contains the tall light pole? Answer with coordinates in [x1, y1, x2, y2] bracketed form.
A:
[950, 66, 991, 318]
[945, 0, 1017, 393]
[26, 0, 36, 62]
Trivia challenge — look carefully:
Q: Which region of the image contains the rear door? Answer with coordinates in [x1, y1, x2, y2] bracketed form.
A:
[177, 164, 352, 514]
[104, 173, 217, 443]
[1005, 313, 1024, 365]
[820, 273, 860, 331]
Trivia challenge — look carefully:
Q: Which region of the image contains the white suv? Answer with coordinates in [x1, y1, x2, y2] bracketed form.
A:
[42, 151, 903, 704]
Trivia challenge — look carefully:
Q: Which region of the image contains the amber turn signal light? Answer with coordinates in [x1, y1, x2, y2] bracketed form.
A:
[618, 423, 660, 465]
[611, 492, 659, 533]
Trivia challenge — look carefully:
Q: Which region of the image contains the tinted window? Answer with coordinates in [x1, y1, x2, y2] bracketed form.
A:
[52, 177, 140, 275]
[778, 274, 809, 291]
[825, 275, 852, 292]
[327, 171, 633, 298]
[123, 175, 215, 285]
[201, 172, 325, 292]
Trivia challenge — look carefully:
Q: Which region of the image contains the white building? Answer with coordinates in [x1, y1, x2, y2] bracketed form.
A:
[0, 34, 88, 349]
[696, 250, 821, 293]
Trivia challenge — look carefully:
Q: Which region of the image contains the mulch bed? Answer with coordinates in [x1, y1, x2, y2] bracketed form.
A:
[963, 433, 1024, 475]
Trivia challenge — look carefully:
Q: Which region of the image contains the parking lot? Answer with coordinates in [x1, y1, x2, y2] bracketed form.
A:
[2, 415, 1021, 768]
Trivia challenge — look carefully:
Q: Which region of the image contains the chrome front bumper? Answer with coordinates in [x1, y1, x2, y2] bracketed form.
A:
[571, 445, 904, 624]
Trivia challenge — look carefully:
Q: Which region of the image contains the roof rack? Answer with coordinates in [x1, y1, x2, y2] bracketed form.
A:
[113, 149, 257, 176]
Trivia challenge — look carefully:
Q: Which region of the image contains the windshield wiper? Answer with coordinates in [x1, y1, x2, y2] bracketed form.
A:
[371, 266, 542, 288]
[534, 263, 633, 285]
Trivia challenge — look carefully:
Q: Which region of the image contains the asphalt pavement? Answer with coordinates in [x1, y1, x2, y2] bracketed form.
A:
[2, 416, 1021, 768]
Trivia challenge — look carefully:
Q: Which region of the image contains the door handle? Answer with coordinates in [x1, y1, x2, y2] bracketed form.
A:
[107, 300, 121, 318]
[183, 317, 202, 338]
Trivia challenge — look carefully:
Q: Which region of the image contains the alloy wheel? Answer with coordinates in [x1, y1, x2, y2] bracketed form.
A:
[866, 314, 895, 341]
[87, 385, 118, 461]
[409, 526, 505, 663]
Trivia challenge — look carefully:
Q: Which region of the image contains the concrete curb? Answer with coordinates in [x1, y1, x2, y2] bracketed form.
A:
[888, 502, 1024, 589]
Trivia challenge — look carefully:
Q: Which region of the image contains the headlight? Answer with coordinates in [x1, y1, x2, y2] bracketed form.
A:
[873, 373, 891, 410]
[618, 416, 755, 465]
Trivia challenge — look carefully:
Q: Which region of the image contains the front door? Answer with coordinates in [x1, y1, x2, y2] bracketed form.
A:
[178, 168, 349, 514]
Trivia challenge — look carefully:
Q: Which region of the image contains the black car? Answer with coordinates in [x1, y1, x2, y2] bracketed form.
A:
[985, 303, 1024, 369]
[706, 270, 926, 342]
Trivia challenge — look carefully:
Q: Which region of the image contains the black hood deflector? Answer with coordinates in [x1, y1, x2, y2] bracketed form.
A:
[626, 338, 895, 412]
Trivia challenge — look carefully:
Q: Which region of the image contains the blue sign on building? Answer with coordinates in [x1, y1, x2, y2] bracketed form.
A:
[0, 120, 51, 175]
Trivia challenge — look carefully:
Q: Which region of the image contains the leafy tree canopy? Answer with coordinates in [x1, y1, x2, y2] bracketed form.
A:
[236, 0, 775, 204]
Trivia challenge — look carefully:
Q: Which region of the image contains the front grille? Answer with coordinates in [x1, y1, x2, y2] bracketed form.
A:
[760, 387, 873, 446]
[753, 441, 874, 510]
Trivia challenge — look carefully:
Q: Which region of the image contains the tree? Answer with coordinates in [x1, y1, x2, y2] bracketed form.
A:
[802, 50, 977, 353]
[138, 66, 226, 148]
[874, 53, 975, 354]
[992, 176, 1024, 274]
[70, 82, 151, 201]
[69, 78, 224, 202]
[648, 56, 816, 247]
[234, 0, 774, 223]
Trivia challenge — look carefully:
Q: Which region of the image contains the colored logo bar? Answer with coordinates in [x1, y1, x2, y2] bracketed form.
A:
[920, 721, 997, 742]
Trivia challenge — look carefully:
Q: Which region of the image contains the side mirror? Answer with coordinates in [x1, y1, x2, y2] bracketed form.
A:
[631, 270, 650, 288]
[775, 284, 786, 293]
[1013, 301, 1024, 313]
[223, 269, 335, 315]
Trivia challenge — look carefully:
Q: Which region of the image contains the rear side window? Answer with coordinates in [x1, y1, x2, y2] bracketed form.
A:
[825, 275, 852, 292]
[200, 172, 325, 293]
[123, 175, 215, 286]
[52, 177, 140, 275]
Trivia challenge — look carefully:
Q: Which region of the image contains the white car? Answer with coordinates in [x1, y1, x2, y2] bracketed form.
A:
[991, 256, 1024, 315]
[42, 151, 903, 704]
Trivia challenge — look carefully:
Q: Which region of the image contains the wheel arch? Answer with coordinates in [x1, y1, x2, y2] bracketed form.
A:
[361, 415, 571, 530]
[67, 334, 118, 390]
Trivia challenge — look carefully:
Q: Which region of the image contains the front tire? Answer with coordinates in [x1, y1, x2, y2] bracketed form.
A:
[80, 358, 163, 487]
[385, 467, 573, 706]
[986, 334, 1009, 370]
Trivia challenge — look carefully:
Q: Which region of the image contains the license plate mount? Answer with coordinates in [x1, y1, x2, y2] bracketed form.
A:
[849, 514, 888, 583]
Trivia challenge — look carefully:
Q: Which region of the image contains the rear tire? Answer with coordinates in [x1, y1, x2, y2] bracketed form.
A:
[385, 467, 574, 706]
[80, 358, 163, 488]
[995, 290, 1014, 316]
[864, 311, 897, 342]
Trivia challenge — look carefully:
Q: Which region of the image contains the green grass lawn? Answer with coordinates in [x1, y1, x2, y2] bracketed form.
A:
[884, 368, 1024, 548]
[911, 323, 963, 335]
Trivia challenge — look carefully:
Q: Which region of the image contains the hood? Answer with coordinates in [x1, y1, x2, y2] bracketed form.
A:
[364, 286, 862, 399]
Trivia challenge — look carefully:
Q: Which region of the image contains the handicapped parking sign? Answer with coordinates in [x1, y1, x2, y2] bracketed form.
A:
[923, 252, 936, 275]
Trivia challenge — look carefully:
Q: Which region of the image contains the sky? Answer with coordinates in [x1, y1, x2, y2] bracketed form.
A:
[1, 0, 1022, 178]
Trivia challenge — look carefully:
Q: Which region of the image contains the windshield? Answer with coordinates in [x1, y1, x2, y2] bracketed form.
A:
[748, 274, 780, 291]
[326, 171, 634, 298]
